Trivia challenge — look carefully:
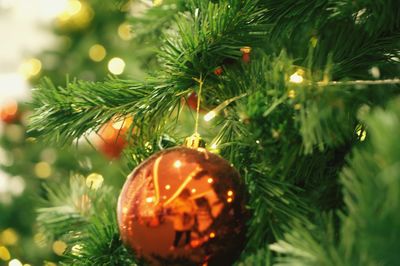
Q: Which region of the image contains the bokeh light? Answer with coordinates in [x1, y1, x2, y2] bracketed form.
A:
[107, 57, 125, 75]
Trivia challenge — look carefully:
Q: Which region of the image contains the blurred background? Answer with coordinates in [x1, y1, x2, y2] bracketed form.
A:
[0, 0, 153, 265]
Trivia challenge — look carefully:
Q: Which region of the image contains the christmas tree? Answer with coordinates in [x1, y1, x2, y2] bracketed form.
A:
[0, 0, 143, 265]
[27, 0, 400, 265]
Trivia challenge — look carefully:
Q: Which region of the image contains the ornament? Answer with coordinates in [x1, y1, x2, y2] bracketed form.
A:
[118, 146, 246, 266]
[186, 91, 199, 111]
[97, 117, 132, 159]
[213, 66, 223, 76]
[186, 92, 208, 113]
[0, 102, 19, 124]
[240, 46, 251, 64]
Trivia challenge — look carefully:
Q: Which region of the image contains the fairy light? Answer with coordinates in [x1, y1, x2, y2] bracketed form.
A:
[19, 58, 42, 79]
[289, 70, 304, 84]
[0, 246, 11, 261]
[88, 44, 106, 62]
[108, 57, 125, 75]
[287, 89, 296, 99]
[204, 111, 216, 122]
[86, 173, 104, 190]
[227, 197, 233, 203]
[9, 259, 22, 266]
[209, 232, 216, 239]
[191, 188, 197, 193]
[356, 128, 367, 141]
[65, 0, 81, 15]
[165, 184, 171, 190]
[207, 178, 213, 184]
[52, 240, 67, 256]
[153, 0, 163, 6]
[146, 197, 154, 203]
[34, 162, 52, 179]
[1, 228, 19, 246]
[71, 245, 82, 256]
[118, 22, 134, 41]
[227, 190, 233, 197]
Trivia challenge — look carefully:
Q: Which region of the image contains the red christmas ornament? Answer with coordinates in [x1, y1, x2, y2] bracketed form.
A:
[0, 101, 19, 124]
[118, 147, 246, 266]
[213, 66, 223, 76]
[97, 117, 132, 159]
[240, 46, 251, 64]
[187, 92, 199, 111]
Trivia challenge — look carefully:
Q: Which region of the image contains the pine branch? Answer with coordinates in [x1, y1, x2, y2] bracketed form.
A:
[339, 96, 400, 265]
[30, 77, 184, 145]
[36, 175, 138, 265]
[159, 0, 269, 85]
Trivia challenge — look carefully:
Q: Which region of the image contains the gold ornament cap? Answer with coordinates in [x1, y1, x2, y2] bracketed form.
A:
[184, 133, 205, 149]
[240, 46, 252, 54]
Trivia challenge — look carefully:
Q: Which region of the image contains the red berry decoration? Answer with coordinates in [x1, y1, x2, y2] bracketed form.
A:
[0, 101, 19, 124]
[118, 146, 246, 266]
[213, 66, 223, 76]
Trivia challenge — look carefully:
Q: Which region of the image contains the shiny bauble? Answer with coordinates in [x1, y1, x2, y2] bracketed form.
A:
[97, 117, 132, 159]
[187, 92, 199, 111]
[118, 147, 246, 266]
[0, 102, 19, 124]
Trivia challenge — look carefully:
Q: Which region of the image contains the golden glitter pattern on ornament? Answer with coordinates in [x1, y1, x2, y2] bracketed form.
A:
[118, 147, 246, 266]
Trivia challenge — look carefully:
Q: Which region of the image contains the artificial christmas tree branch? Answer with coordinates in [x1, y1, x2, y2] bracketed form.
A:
[28, 0, 400, 265]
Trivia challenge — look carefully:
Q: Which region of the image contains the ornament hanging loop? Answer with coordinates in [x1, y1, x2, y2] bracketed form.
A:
[184, 74, 206, 149]
[192, 74, 204, 137]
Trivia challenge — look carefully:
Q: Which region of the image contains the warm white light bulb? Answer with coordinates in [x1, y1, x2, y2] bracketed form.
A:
[108, 57, 125, 75]
[204, 111, 216, 122]
[289, 71, 304, 84]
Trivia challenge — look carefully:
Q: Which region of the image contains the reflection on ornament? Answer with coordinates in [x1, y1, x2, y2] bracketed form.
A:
[118, 147, 246, 266]
[0, 101, 18, 124]
[88, 44, 106, 62]
[108, 57, 125, 75]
